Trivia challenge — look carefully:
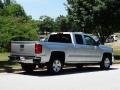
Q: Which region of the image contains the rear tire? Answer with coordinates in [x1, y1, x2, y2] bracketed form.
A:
[100, 56, 111, 70]
[21, 63, 36, 72]
[47, 58, 63, 74]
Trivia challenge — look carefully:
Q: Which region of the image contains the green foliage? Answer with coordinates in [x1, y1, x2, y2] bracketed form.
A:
[0, 0, 3, 9]
[93, 0, 120, 43]
[4, 0, 11, 6]
[6, 4, 26, 17]
[67, 0, 95, 32]
[66, 0, 120, 43]
[0, 16, 39, 52]
[38, 16, 55, 33]
[0, 0, 39, 52]
[55, 15, 71, 32]
[38, 15, 73, 33]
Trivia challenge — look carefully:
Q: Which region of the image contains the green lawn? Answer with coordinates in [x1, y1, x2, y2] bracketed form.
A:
[0, 53, 9, 61]
[105, 41, 120, 56]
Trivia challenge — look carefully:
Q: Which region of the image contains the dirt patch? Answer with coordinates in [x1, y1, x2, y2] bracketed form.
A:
[105, 40, 120, 56]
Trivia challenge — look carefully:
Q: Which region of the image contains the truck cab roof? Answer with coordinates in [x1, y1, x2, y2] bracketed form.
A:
[50, 32, 85, 35]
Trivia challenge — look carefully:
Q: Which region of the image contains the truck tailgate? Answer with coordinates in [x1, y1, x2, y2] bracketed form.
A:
[11, 41, 37, 56]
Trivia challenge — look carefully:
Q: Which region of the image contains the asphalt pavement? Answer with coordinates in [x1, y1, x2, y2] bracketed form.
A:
[0, 64, 120, 90]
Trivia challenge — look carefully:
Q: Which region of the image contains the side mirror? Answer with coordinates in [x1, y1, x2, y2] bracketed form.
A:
[40, 38, 48, 42]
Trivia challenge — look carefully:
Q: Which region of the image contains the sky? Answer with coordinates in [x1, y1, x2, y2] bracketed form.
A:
[16, 0, 67, 20]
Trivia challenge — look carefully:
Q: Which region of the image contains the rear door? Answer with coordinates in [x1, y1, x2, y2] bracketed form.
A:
[67, 34, 87, 62]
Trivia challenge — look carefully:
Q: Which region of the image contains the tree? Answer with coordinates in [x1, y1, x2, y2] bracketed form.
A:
[0, 0, 38, 52]
[6, 4, 26, 17]
[66, 0, 120, 44]
[0, 16, 39, 52]
[4, 0, 10, 6]
[0, 0, 4, 16]
[66, 0, 96, 32]
[93, 0, 120, 43]
[0, 0, 3, 9]
[3, 0, 16, 6]
[55, 15, 71, 32]
[38, 16, 55, 34]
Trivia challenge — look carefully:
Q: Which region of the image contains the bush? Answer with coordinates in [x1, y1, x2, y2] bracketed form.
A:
[0, 16, 39, 52]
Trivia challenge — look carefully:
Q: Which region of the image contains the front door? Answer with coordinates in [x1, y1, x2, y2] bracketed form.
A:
[83, 35, 102, 62]
[67, 34, 102, 63]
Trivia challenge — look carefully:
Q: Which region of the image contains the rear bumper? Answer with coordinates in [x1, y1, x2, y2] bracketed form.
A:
[9, 55, 41, 64]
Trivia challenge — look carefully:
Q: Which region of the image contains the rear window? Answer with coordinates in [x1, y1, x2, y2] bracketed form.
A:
[48, 34, 72, 43]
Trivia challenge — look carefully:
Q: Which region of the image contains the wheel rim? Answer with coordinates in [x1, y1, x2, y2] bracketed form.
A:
[52, 60, 62, 73]
[104, 58, 110, 68]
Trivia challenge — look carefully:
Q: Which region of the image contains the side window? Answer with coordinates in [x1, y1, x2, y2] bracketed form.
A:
[84, 35, 96, 45]
[75, 34, 83, 44]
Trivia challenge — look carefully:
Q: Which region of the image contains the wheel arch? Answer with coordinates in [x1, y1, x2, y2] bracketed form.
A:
[50, 51, 65, 63]
[102, 53, 112, 64]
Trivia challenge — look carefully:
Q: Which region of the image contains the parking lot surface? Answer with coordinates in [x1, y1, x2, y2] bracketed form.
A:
[0, 65, 120, 90]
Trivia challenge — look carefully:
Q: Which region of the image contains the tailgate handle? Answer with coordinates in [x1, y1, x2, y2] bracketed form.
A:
[20, 44, 24, 48]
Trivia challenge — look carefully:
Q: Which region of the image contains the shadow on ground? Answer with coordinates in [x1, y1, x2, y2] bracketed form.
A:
[17, 66, 118, 77]
[0, 60, 20, 73]
[114, 55, 120, 60]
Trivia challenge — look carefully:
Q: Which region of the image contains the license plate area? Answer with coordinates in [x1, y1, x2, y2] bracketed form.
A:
[19, 56, 40, 64]
[19, 57, 33, 63]
[20, 57, 25, 61]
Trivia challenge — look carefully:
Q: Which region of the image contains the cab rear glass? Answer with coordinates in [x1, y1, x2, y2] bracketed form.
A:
[48, 34, 72, 43]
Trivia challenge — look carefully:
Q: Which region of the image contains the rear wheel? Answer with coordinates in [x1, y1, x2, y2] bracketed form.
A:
[47, 58, 63, 74]
[21, 63, 36, 72]
[100, 56, 111, 70]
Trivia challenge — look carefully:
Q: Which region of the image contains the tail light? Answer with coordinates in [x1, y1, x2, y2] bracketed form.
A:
[35, 44, 42, 54]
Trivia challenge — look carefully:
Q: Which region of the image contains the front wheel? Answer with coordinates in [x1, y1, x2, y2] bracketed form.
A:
[21, 63, 36, 72]
[100, 57, 111, 70]
[47, 59, 63, 74]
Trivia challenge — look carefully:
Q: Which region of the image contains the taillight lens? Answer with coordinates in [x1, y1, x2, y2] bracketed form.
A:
[35, 44, 42, 54]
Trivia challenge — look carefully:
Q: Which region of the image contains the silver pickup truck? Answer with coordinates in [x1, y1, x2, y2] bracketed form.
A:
[9, 32, 114, 74]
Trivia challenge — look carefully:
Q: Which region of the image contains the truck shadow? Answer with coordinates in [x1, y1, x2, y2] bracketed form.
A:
[17, 66, 118, 77]
[0, 60, 19, 73]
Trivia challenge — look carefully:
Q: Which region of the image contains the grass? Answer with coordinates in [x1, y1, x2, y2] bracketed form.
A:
[105, 42, 120, 63]
[0, 53, 9, 61]
[105, 41, 120, 56]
